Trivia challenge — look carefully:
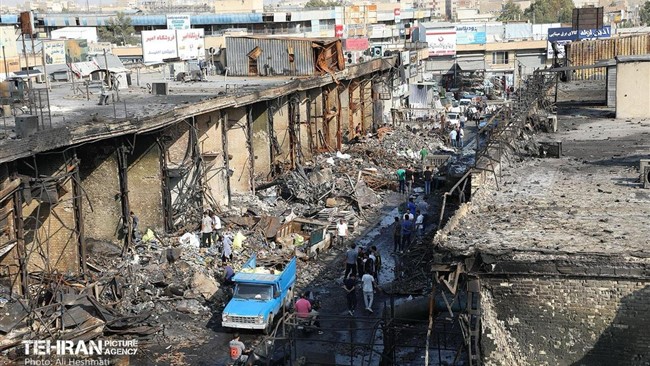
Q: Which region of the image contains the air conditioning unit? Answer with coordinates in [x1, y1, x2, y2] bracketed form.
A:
[345, 51, 354, 65]
[151, 82, 169, 95]
[372, 46, 382, 58]
[641, 159, 650, 185]
[644, 166, 650, 189]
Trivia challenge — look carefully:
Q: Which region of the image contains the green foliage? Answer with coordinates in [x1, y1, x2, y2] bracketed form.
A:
[641, 1, 650, 26]
[304, 0, 338, 8]
[497, 0, 524, 21]
[98, 12, 138, 46]
[524, 0, 575, 23]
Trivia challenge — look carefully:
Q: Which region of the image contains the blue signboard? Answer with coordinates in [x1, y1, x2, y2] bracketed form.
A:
[547, 26, 611, 42]
[455, 25, 486, 45]
[547, 26, 611, 58]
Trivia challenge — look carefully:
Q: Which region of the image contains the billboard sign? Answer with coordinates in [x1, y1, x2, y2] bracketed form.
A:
[88, 42, 112, 55]
[344, 37, 369, 51]
[43, 40, 66, 65]
[0, 26, 18, 59]
[426, 27, 456, 56]
[166, 15, 191, 30]
[176, 28, 204, 60]
[65, 39, 89, 63]
[455, 24, 486, 45]
[335, 24, 344, 38]
[547, 26, 611, 58]
[142, 30, 177, 63]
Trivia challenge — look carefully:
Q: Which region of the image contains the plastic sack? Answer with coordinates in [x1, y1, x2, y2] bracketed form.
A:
[142, 229, 156, 243]
[233, 231, 246, 250]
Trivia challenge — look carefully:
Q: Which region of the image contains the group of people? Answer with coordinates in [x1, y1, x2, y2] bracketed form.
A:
[343, 244, 382, 314]
[200, 210, 234, 264]
[396, 165, 439, 197]
[449, 125, 465, 149]
[392, 198, 425, 253]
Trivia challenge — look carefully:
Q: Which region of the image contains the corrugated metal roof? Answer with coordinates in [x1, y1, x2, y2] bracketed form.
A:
[226, 37, 319, 76]
[131, 15, 167, 26]
[191, 13, 263, 25]
[616, 54, 650, 63]
[0, 15, 18, 24]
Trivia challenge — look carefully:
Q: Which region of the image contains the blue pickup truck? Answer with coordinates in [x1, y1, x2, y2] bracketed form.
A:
[221, 254, 296, 334]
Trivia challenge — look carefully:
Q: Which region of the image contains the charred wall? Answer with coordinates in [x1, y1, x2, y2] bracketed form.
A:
[78, 143, 121, 242]
[481, 275, 650, 366]
[128, 136, 164, 233]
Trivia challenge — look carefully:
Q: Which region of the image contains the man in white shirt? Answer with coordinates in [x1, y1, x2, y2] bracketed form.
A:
[222, 233, 233, 263]
[336, 219, 348, 246]
[449, 129, 457, 148]
[200, 211, 213, 248]
[361, 272, 377, 313]
[415, 210, 424, 237]
[211, 210, 222, 244]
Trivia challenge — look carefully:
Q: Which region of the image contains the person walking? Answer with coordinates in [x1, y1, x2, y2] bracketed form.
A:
[129, 211, 139, 242]
[449, 128, 457, 148]
[423, 166, 433, 196]
[222, 233, 233, 263]
[396, 167, 406, 194]
[407, 198, 416, 218]
[336, 219, 348, 246]
[400, 213, 413, 252]
[361, 271, 378, 313]
[405, 165, 415, 195]
[211, 210, 222, 245]
[344, 244, 358, 279]
[415, 210, 424, 237]
[419, 147, 428, 169]
[458, 127, 465, 148]
[370, 245, 382, 282]
[392, 217, 401, 253]
[343, 273, 357, 315]
[200, 211, 213, 248]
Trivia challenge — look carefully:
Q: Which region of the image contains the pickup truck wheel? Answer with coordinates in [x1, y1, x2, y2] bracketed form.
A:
[263, 313, 273, 335]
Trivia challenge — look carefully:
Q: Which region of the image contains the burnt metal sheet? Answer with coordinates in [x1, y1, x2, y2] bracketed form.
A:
[226, 36, 342, 77]
[0, 299, 30, 333]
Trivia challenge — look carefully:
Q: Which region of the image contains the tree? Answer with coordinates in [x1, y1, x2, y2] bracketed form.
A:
[524, 0, 575, 23]
[497, 0, 524, 21]
[640, 1, 650, 26]
[304, 0, 338, 8]
[98, 12, 138, 46]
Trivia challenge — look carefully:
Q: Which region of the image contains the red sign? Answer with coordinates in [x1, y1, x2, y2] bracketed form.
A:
[394, 8, 401, 16]
[335, 25, 344, 38]
[344, 38, 369, 51]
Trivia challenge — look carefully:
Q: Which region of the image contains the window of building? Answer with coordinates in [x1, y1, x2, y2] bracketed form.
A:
[492, 51, 509, 65]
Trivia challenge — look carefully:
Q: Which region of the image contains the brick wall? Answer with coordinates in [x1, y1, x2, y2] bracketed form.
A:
[225, 107, 250, 193]
[128, 137, 163, 233]
[198, 111, 229, 207]
[481, 276, 650, 366]
[79, 144, 121, 242]
[251, 102, 271, 179]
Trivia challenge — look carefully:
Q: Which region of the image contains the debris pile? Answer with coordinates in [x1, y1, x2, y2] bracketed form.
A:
[0, 124, 451, 360]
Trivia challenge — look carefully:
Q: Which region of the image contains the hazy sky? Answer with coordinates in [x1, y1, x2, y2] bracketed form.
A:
[4, 0, 108, 6]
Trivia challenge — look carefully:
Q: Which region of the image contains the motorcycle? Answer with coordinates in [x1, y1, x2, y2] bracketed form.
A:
[292, 294, 321, 335]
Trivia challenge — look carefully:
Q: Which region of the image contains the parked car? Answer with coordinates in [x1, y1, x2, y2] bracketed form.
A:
[447, 113, 460, 127]
[459, 98, 473, 112]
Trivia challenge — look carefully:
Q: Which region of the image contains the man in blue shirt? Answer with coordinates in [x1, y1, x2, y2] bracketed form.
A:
[407, 198, 416, 217]
[224, 264, 235, 285]
[400, 213, 413, 252]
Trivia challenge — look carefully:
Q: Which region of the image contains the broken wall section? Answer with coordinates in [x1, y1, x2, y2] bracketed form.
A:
[481, 276, 650, 366]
